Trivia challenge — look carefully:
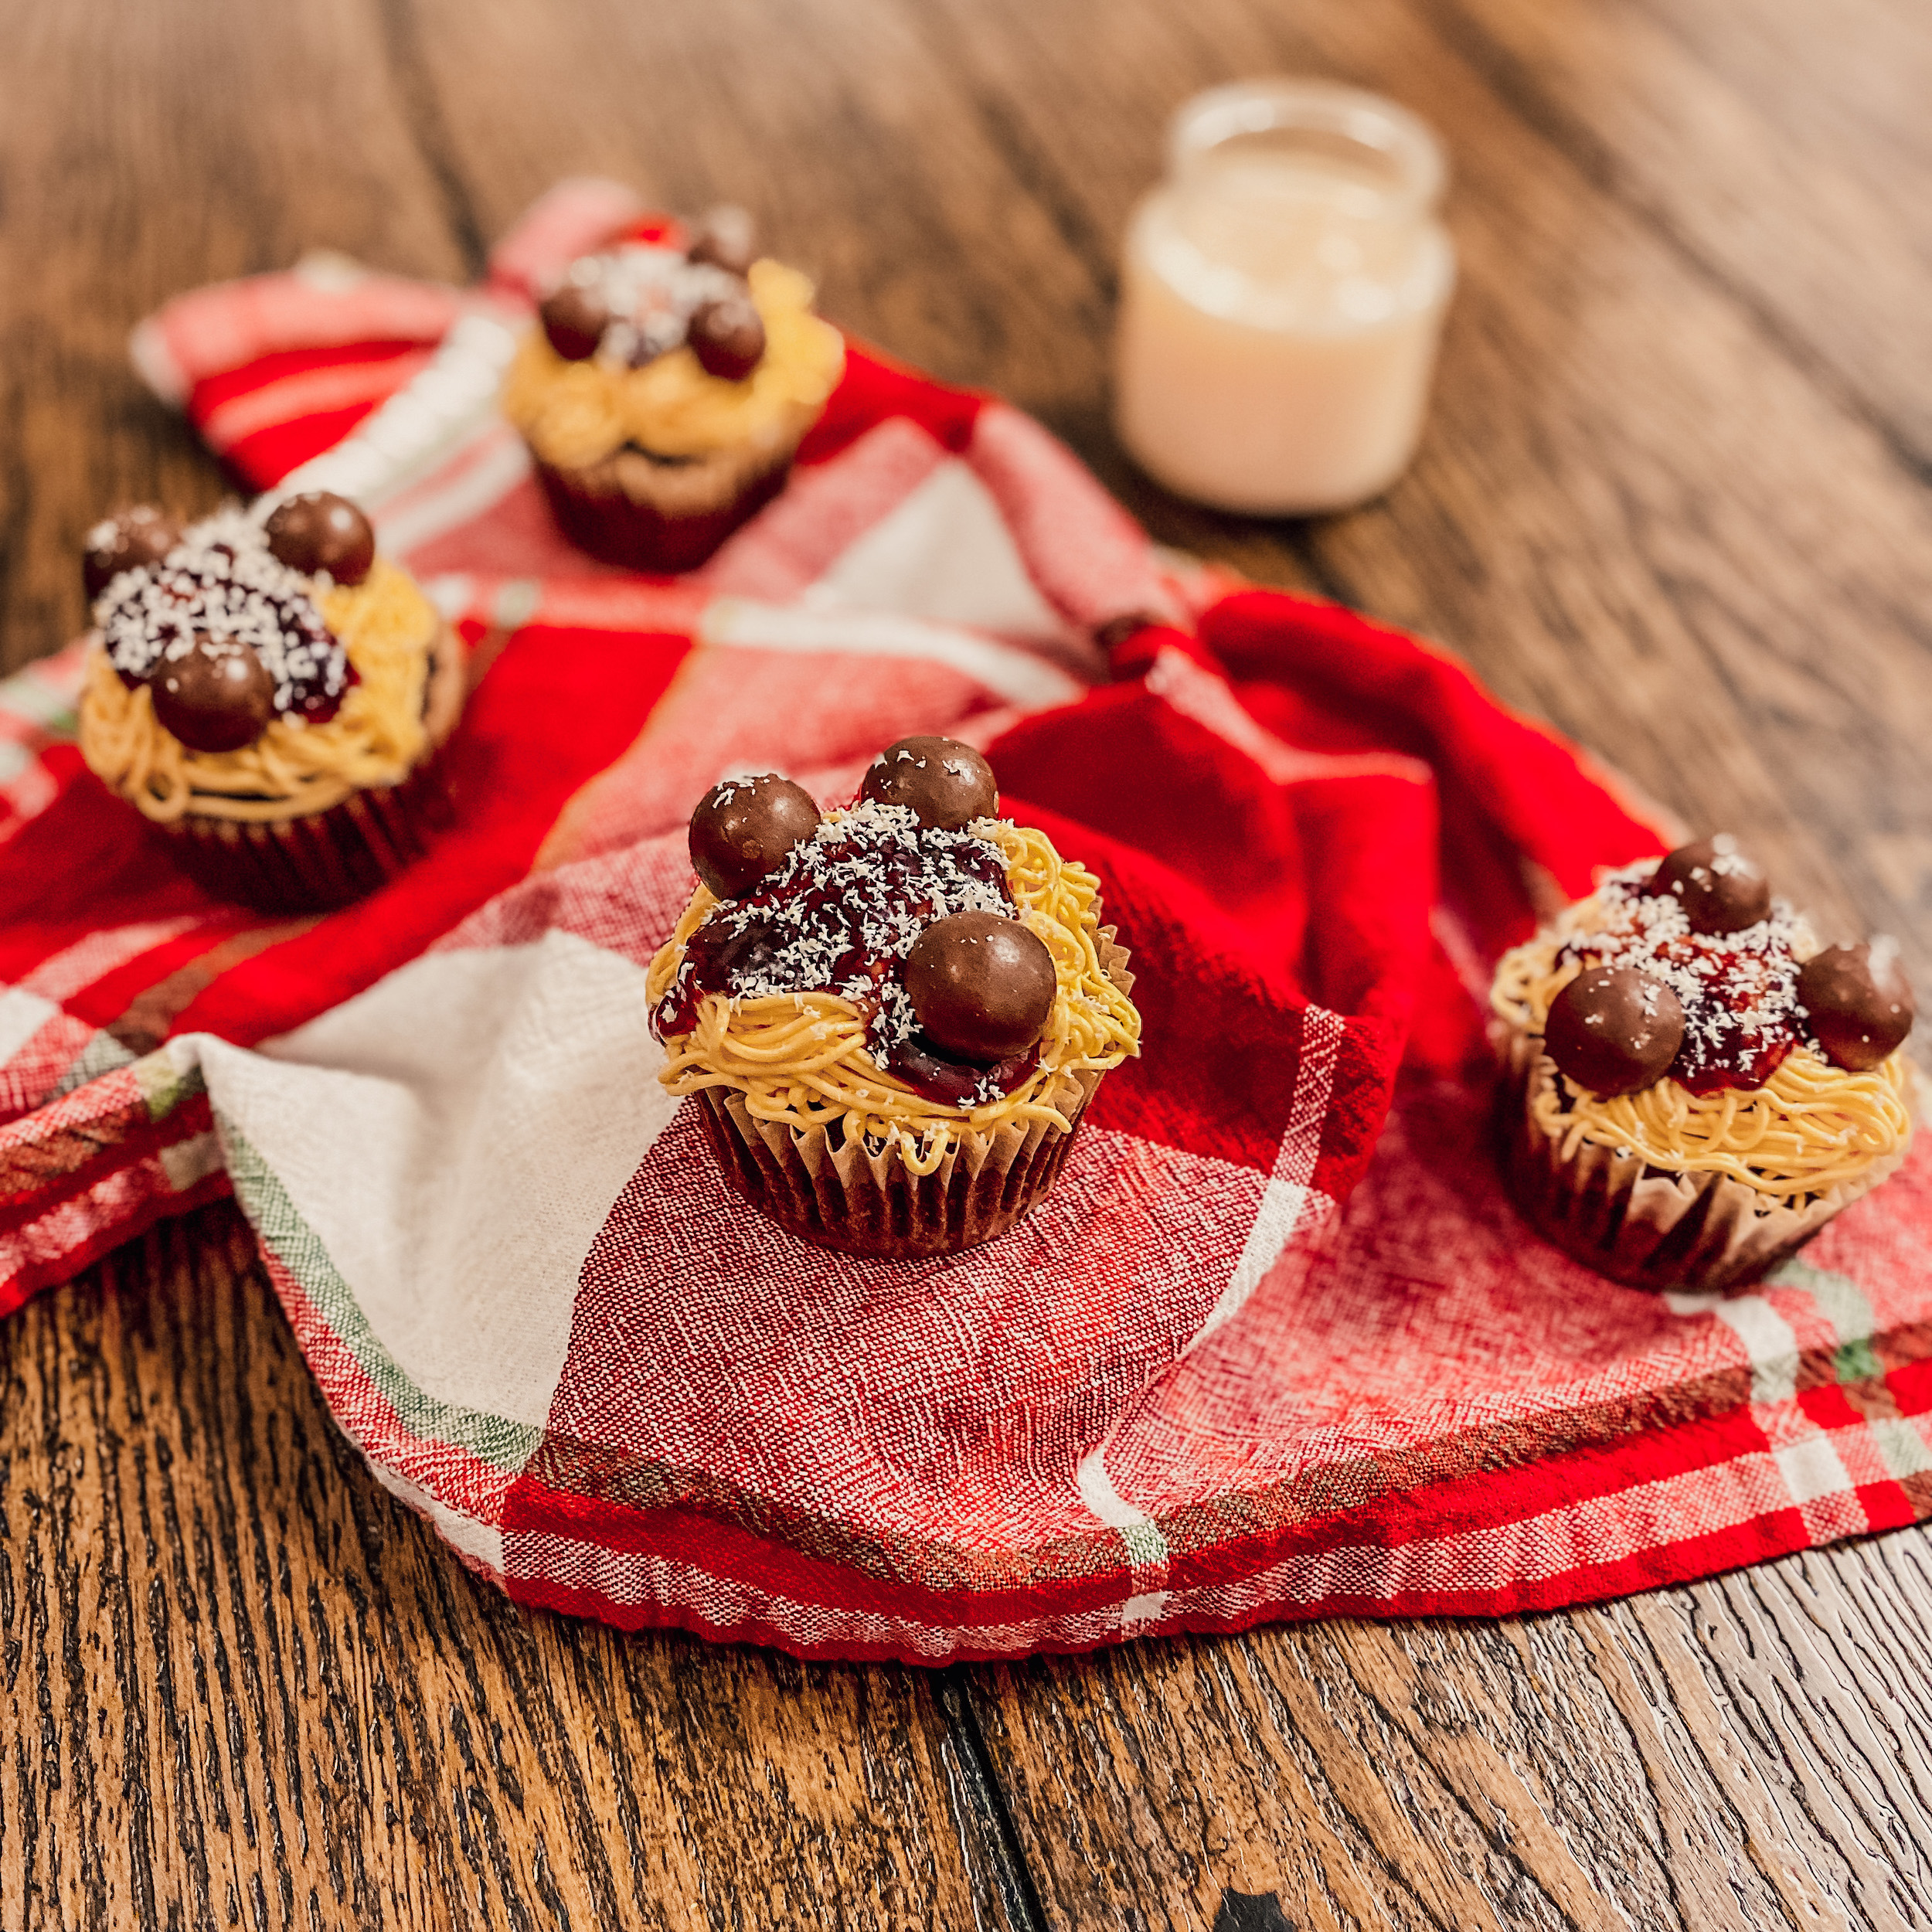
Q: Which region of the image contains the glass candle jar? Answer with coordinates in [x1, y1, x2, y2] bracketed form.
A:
[1114, 79, 1455, 516]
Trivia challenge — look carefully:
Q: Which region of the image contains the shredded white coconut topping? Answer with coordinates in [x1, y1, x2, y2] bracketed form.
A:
[560, 245, 746, 367]
[1560, 861, 1815, 1080]
[675, 799, 1016, 1066]
[94, 507, 348, 716]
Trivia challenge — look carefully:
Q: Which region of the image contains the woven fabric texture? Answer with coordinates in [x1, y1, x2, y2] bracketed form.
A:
[2, 182, 1927, 1660]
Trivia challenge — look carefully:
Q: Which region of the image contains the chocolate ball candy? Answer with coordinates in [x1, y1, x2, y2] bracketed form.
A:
[148, 634, 277, 753]
[688, 294, 766, 381]
[905, 912, 1056, 1063]
[264, 492, 376, 586]
[83, 505, 181, 601]
[1544, 966, 1686, 1097]
[1798, 942, 1916, 1071]
[685, 204, 757, 277]
[689, 774, 820, 900]
[1646, 835, 1770, 936]
[859, 736, 998, 831]
[539, 280, 609, 361]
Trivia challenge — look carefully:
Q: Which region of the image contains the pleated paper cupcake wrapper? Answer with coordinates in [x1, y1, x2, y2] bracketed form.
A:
[1492, 1019, 1913, 1293]
[164, 750, 455, 915]
[154, 619, 467, 916]
[531, 398, 820, 574]
[694, 933, 1133, 1260]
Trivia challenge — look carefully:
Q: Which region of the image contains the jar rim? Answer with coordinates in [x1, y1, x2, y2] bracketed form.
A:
[1167, 79, 1447, 217]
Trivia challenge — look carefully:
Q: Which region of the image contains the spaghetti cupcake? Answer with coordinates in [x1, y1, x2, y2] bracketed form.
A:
[1490, 836, 1916, 1291]
[502, 206, 845, 573]
[648, 736, 1142, 1257]
[78, 495, 463, 911]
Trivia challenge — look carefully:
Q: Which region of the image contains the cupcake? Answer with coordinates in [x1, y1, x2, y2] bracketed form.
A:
[78, 494, 463, 912]
[1491, 835, 1917, 1291]
[647, 737, 1142, 1258]
[501, 205, 845, 573]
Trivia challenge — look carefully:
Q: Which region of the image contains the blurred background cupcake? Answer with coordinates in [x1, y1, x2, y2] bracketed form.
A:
[501, 206, 845, 573]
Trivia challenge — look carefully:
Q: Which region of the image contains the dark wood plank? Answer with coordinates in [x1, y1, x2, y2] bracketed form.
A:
[397, 0, 1124, 451]
[967, 1543, 1932, 1928]
[0, 0, 474, 674]
[1421, 0, 1932, 471]
[0, 1208, 1029, 1930]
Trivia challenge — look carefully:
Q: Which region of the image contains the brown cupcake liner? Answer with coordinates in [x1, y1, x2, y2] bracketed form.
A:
[159, 621, 466, 916]
[1492, 1017, 1913, 1293]
[162, 752, 454, 915]
[692, 933, 1134, 1260]
[529, 401, 818, 573]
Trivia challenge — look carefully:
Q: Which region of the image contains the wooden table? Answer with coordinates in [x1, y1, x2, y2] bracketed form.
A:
[4, 0, 1930, 1924]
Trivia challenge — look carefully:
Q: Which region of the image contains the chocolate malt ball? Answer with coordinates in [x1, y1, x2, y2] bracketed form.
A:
[539, 280, 610, 362]
[685, 204, 757, 277]
[264, 492, 376, 587]
[689, 774, 821, 900]
[860, 737, 998, 831]
[1544, 966, 1686, 1097]
[689, 294, 766, 381]
[1798, 942, 1915, 1071]
[1646, 835, 1771, 937]
[905, 912, 1056, 1063]
[148, 634, 277, 753]
[83, 506, 181, 602]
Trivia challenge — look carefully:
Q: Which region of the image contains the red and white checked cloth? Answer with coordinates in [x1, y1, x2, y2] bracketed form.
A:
[4, 182, 1929, 1660]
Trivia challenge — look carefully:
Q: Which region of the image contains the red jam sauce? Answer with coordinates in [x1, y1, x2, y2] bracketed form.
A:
[1558, 865, 1808, 1094]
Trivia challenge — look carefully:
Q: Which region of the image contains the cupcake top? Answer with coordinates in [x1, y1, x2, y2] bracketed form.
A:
[78, 495, 454, 824]
[1492, 836, 1916, 1200]
[647, 736, 1141, 1171]
[538, 246, 762, 379]
[92, 502, 360, 740]
[502, 206, 845, 470]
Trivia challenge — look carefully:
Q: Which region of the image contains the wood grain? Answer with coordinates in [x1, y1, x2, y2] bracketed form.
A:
[968, 1545, 1932, 1928]
[0, 0, 471, 675]
[1425, 0, 1932, 472]
[2, 0, 1930, 1923]
[0, 1208, 1031, 1930]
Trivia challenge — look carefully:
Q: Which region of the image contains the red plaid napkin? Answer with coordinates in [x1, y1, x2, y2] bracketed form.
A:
[5, 182, 1928, 1659]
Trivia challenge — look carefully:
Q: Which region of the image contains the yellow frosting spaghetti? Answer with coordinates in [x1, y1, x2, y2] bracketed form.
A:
[1492, 903, 1913, 1200]
[79, 559, 442, 825]
[503, 259, 845, 470]
[648, 819, 1141, 1175]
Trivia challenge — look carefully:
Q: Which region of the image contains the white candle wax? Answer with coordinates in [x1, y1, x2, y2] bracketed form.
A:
[1114, 82, 1455, 517]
